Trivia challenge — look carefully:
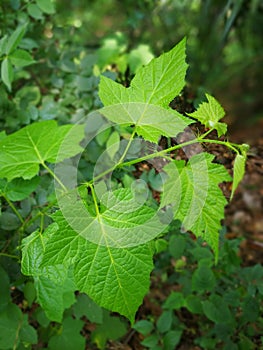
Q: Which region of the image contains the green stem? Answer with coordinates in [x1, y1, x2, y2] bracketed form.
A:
[88, 184, 100, 217]
[117, 128, 136, 164]
[0, 253, 19, 260]
[85, 135, 239, 185]
[200, 138, 239, 153]
[118, 138, 199, 168]
[200, 128, 215, 139]
[3, 194, 24, 224]
[41, 162, 67, 192]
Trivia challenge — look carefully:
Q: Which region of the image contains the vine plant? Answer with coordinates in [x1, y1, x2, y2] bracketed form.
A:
[0, 38, 248, 324]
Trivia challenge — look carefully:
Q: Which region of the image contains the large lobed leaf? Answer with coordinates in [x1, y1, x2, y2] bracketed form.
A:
[22, 211, 154, 323]
[98, 39, 191, 143]
[99, 102, 192, 143]
[0, 120, 85, 181]
[99, 38, 187, 107]
[162, 153, 232, 261]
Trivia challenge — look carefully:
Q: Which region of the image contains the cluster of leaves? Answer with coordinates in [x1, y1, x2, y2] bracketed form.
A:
[133, 229, 263, 350]
[0, 2, 261, 350]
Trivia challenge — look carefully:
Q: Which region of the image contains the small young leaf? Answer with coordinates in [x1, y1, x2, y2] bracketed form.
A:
[0, 120, 85, 181]
[36, 0, 55, 14]
[5, 23, 27, 54]
[9, 49, 35, 67]
[1, 57, 14, 90]
[187, 94, 227, 137]
[230, 154, 246, 200]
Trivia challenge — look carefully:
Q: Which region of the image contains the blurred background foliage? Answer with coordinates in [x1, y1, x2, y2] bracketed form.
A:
[1, 0, 262, 128]
[53, 0, 263, 126]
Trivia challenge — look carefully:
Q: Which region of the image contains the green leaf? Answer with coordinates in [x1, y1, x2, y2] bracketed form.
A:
[202, 294, 233, 324]
[91, 310, 127, 349]
[9, 49, 35, 67]
[106, 130, 120, 159]
[23, 281, 36, 307]
[133, 320, 154, 335]
[95, 127, 112, 146]
[27, 3, 44, 19]
[187, 94, 227, 137]
[40, 211, 154, 323]
[73, 294, 103, 324]
[192, 264, 216, 293]
[185, 295, 203, 314]
[241, 296, 260, 322]
[0, 120, 85, 181]
[163, 330, 182, 350]
[128, 44, 154, 74]
[168, 234, 186, 259]
[157, 310, 173, 333]
[0, 266, 11, 310]
[0, 35, 8, 55]
[162, 153, 232, 261]
[0, 131, 6, 142]
[163, 292, 185, 310]
[230, 154, 246, 200]
[99, 75, 130, 105]
[141, 334, 159, 348]
[48, 317, 85, 350]
[51, 187, 167, 248]
[130, 38, 187, 106]
[21, 229, 76, 322]
[36, 0, 55, 14]
[0, 211, 21, 230]
[0, 303, 23, 349]
[1, 57, 13, 91]
[0, 177, 40, 201]
[99, 39, 190, 115]
[5, 24, 27, 54]
[100, 102, 192, 143]
[19, 315, 38, 347]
